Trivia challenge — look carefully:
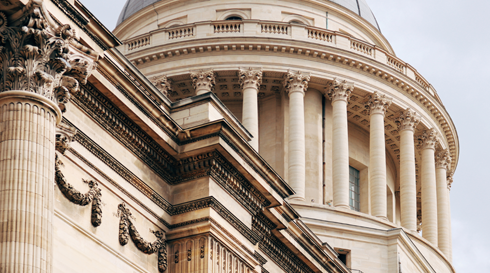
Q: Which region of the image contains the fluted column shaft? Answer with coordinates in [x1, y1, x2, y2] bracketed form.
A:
[328, 79, 354, 209]
[366, 92, 392, 218]
[0, 92, 61, 273]
[191, 70, 216, 95]
[436, 150, 451, 257]
[283, 71, 310, 200]
[396, 109, 420, 231]
[239, 68, 262, 150]
[419, 129, 438, 245]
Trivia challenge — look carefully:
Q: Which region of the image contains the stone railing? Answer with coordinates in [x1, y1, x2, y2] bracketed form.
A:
[350, 39, 374, 57]
[127, 35, 151, 51]
[261, 22, 289, 35]
[122, 20, 435, 94]
[307, 27, 334, 43]
[167, 25, 195, 40]
[214, 21, 242, 33]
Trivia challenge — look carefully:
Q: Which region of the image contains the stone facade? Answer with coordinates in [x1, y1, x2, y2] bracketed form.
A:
[0, 0, 458, 273]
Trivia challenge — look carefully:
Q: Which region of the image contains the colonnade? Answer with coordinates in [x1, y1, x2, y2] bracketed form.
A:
[191, 69, 453, 258]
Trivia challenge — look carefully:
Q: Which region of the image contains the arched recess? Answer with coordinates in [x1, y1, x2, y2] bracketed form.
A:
[159, 16, 188, 28]
[216, 9, 251, 20]
[282, 14, 312, 26]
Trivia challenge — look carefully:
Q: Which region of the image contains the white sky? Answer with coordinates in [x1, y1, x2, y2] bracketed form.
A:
[79, 0, 490, 271]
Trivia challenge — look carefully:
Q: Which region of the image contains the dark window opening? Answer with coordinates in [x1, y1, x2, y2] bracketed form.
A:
[339, 253, 347, 265]
[226, 16, 242, 20]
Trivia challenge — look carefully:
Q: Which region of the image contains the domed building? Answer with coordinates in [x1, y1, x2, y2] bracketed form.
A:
[0, 0, 457, 273]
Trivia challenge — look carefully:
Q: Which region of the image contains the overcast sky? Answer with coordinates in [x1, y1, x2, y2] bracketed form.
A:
[79, 0, 490, 271]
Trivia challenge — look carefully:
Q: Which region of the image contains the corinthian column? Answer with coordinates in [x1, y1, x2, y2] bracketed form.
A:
[447, 172, 454, 261]
[418, 129, 439, 245]
[191, 69, 216, 95]
[283, 70, 310, 200]
[435, 149, 451, 257]
[238, 68, 262, 150]
[396, 109, 420, 231]
[327, 78, 354, 209]
[365, 92, 392, 219]
[0, 4, 96, 272]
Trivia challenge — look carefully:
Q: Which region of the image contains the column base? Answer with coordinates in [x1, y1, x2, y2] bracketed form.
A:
[376, 216, 389, 221]
[288, 195, 305, 201]
[335, 204, 351, 210]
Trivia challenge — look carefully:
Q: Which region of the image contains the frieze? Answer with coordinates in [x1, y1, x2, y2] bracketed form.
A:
[259, 233, 314, 273]
[55, 155, 102, 227]
[117, 203, 167, 272]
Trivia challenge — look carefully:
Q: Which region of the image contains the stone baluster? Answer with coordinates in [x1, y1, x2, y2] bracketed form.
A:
[435, 149, 451, 257]
[283, 70, 310, 200]
[418, 129, 439, 245]
[191, 69, 216, 95]
[396, 109, 420, 231]
[365, 92, 392, 219]
[238, 68, 262, 150]
[327, 78, 354, 209]
[0, 4, 96, 273]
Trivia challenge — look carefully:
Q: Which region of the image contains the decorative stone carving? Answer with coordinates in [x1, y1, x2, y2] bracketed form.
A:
[417, 128, 438, 150]
[0, 1, 97, 111]
[447, 172, 454, 190]
[238, 67, 262, 90]
[150, 74, 172, 96]
[365, 91, 392, 116]
[396, 108, 420, 132]
[190, 69, 215, 93]
[55, 122, 77, 154]
[55, 155, 102, 227]
[283, 70, 310, 94]
[118, 203, 167, 272]
[435, 149, 452, 170]
[327, 78, 354, 102]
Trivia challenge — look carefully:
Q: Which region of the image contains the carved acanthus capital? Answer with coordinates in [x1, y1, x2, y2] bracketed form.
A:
[396, 108, 420, 132]
[190, 69, 215, 92]
[447, 172, 454, 190]
[435, 149, 451, 170]
[283, 70, 310, 95]
[0, 1, 97, 113]
[238, 67, 262, 90]
[150, 75, 172, 96]
[55, 123, 77, 154]
[327, 78, 354, 102]
[365, 91, 392, 116]
[417, 128, 438, 150]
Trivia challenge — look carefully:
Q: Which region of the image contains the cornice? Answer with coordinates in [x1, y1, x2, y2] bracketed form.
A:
[127, 37, 458, 172]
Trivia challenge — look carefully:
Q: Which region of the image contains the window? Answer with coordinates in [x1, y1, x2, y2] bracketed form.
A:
[225, 16, 242, 20]
[349, 166, 360, 211]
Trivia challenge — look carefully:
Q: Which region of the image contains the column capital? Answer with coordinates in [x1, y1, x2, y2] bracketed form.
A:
[283, 70, 310, 95]
[447, 172, 454, 190]
[0, 3, 98, 113]
[435, 149, 452, 170]
[327, 78, 354, 102]
[190, 69, 216, 93]
[238, 67, 262, 90]
[396, 108, 421, 132]
[417, 128, 438, 150]
[150, 75, 173, 96]
[365, 91, 392, 116]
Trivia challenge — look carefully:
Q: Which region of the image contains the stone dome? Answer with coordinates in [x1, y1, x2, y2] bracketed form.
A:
[116, 0, 380, 29]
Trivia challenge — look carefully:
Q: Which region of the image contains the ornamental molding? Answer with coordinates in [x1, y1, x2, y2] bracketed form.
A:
[55, 154, 102, 227]
[327, 78, 354, 102]
[190, 69, 216, 92]
[0, 0, 97, 113]
[447, 172, 454, 190]
[435, 149, 452, 170]
[238, 67, 262, 90]
[417, 128, 438, 150]
[283, 70, 310, 94]
[55, 122, 77, 154]
[396, 108, 420, 132]
[117, 203, 167, 273]
[365, 91, 392, 116]
[150, 74, 172, 97]
[259, 232, 314, 273]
